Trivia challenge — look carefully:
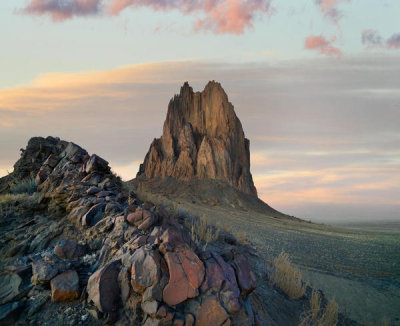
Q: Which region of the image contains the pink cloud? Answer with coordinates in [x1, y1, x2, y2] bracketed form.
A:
[22, 0, 271, 34]
[315, 0, 350, 23]
[110, 0, 271, 35]
[304, 35, 342, 57]
[195, 0, 271, 34]
[22, 0, 102, 22]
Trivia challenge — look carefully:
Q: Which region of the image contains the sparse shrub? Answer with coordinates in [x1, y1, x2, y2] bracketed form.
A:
[189, 215, 220, 250]
[216, 221, 233, 234]
[235, 231, 249, 244]
[10, 177, 37, 194]
[269, 251, 306, 299]
[300, 290, 338, 326]
[0, 193, 37, 218]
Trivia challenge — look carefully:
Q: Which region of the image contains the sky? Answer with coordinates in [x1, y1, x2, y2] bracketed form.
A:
[1, 0, 399, 222]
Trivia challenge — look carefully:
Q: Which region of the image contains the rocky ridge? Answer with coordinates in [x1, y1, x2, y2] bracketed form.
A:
[137, 81, 257, 196]
[0, 136, 266, 325]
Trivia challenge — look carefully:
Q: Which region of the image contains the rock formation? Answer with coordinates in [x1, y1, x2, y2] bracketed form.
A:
[137, 81, 258, 196]
[0, 137, 266, 325]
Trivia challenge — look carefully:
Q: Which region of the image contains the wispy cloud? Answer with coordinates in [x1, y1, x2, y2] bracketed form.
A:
[314, 0, 350, 24]
[362, 30, 400, 50]
[304, 35, 342, 56]
[361, 30, 383, 48]
[21, 0, 272, 34]
[21, 0, 102, 22]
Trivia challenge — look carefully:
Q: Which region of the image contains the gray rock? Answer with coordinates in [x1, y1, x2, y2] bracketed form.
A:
[81, 203, 106, 227]
[85, 154, 110, 174]
[31, 260, 58, 285]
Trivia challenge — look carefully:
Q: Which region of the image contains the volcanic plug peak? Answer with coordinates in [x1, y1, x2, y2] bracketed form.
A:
[137, 81, 257, 196]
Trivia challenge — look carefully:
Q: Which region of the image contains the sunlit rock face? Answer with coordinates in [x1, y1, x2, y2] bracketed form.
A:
[137, 81, 257, 196]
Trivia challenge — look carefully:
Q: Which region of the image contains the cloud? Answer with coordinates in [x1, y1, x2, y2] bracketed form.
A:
[361, 30, 383, 48]
[22, 0, 102, 22]
[21, 0, 271, 34]
[304, 35, 342, 56]
[315, 0, 350, 24]
[387, 33, 400, 49]
[361, 30, 400, 50]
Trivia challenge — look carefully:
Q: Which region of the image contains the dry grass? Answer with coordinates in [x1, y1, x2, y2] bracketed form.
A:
[300, 290, 338, 326]
[0, 193, 32, 205]
[189, 215, 220, 249]
[269, 251, 306, 299]
[9, 177, 37, 194]
[235, 231, 249, 244]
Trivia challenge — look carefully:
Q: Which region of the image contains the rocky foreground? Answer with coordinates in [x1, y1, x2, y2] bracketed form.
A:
[0, 136, 267, 325]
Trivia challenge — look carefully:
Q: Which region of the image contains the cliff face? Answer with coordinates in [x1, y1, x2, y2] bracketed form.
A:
[137, 81, 257, 196]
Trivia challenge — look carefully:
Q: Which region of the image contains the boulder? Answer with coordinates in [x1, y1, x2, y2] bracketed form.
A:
[81, 203, 106, 227]
[85, 154, 110, 174]
[163, 246, 204, 306]
[54, 240, 86, 259]
[31, 260, 59, 285]
[201, 252, 240, 313]
[130, 248, 161, 294]
[87, 260, 121, 313]
[232, 253, 257, 295]
[195, 296, 229, 326]
[50, 270, 79, 302]
[126, 207, 156, 231]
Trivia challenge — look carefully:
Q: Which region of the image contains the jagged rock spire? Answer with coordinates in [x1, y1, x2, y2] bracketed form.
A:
[138, 81, 257, 196]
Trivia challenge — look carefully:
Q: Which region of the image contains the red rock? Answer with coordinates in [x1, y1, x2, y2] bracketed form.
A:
[130, 248, 161, 294]
[138, 214, 156, 231]
[127, 207, 153, 227]
[54, 240, 86, 259]
[201, 252, 240, 313]
[157, 305, 174, 322]
[132, 235, 149, 247]
[87, 260, 121, 313]
[144, 201, 155, 210]
[159, 227, 184, 251]
[50, 270, 79, 302]
[163, 246, 204, 306]
[232, 253, 257, 295]
[195, 296, 229, 326]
